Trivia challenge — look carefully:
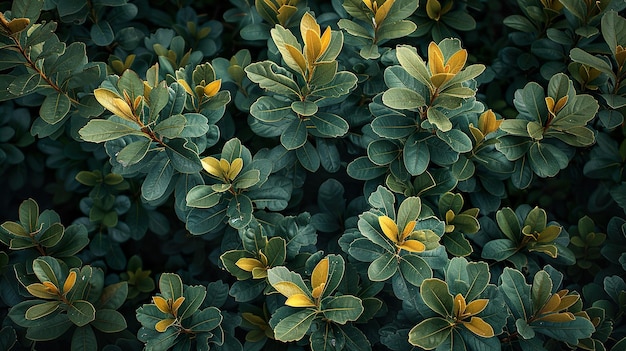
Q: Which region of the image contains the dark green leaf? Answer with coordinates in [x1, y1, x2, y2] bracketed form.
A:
[79, 120, 149, 143]
[408, 317, 452, 349]
[322, 295, 364, 324]
[68, 300, 96, 327]
[420, 278, 453, 317]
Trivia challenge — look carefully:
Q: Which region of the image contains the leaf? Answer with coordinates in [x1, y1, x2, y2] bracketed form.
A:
[91, 20, 114, 46]
[71, 325, 97, 351]
[91, 310, 126, 333]
[420, 278, 454, 317]
[116, 139, 151, 167]
[528, 142, 568, 178]
[436, 129, 473, 153]
[12, 0, 44, 21]
[40, 92, 71, 125]
[159, 273, 183, 300]
[368, 252, 398, 281]
[8, 73, 41, 96]
[347, 156, 386, 180]
[404, 134, 430, 175]
[245, 61, 301, 98]
[382, 87, 425, 109]
[291, 101, 318, 116]
[442, 231, 473, 257]
[322, 295, 364, 324]
[186, 185, 223, 208]
[408, 317, 452, 349]
[164, 139, 202, 174]
[32, 256, 61, 286]
[482, 239, 518, 261]
[281, 118, 307, 150]
[178, 285, 207, 320]
[399, 254, 432, 287]
[348, 238, 386, 262]
[296, 141, 320, 172]
[0, 326, 17, 351]
[499, 267, 532, 321]
[396, 45, 431, 87]
[427, 108, 452, 132]
[79, 119, 149, 143]
[38, 223, 64, 248]
[569, 48, 614, 76]
[531, 317, 595, 344]
[250, 96, 293, 122]
[99, 282, 128, 310]
[154, 114, 186, 139]
[228, 194, 254, 229]
[141, 158, 174, 202]
[188, 307, 222, 332]
[376, 20, 417, 41]
[68, 300, 96, 327]
[310, 112, 349, 137]
[310, 71, 357, 98]
[25, 301, 61, 320]
[272, 309, 317, 342]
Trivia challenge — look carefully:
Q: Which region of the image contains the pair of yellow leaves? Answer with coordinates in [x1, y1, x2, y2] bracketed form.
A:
[469, 109, 502, 143]
[285, 13, 332, 77]
[535, 289, 579, 323]
[26, 271, 77, 300]
[152, 295, 186, 332]
[273, 258, 329, 308]
[0, 13, 30, 36]
[94, 89, 139, 123]
[258, 0, 298, 26]
[201, 157, 243, 183]
[378, 215, 426, 253]
[236, 251, 270, 279]
[177, 79, 222, 99]
[362, 0, 395, 27]
[452, 293, 494, 337]
[428, 42, 468, 90]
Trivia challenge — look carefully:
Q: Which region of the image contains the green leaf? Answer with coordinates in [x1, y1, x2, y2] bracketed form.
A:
[482, 238, 518, 261]
[25, 315, 73, 341]
[245, 61, 301, 98]
[281, 118, 307, 150]
[348, 238, 386, 262]
[18, 198, 39, 231]
[322, 295, 364, 324]
[228, 194, 254, 229]
[154, 114, 186, 139]
[38, 223, 64, 248]
[25, 301, 61, 320]
[602, 10, 626, 56]
[91, 310, 126, 333]
[376, 20, 417, 41]
[427, 108, 452, 132]
[310, 71, 357, 98]
[291, 101, 318, 116]
[499, 267, 532, 321]
[164, 139, 202, 174]
[404, 134, 431, 176]
[347, 156, 386, 180]
[99, 282, 128, 310]
[71, 325, 96, 351]
[178, 285, 207, 320]
[368, 252, 398, 281]
[368, 139, 400, 166]
[531, 271, 553, 314]
[396, 45, 431, 87]
[420, 278, 453, 317]
[186, 185, 223, 209]
[250, 96, 293, 122]
[159, 273, 183, 300]
[116, 139, 151, 167]
[310, 112, 349, 137]
[382, 87, 425, 110]
[296, 141, 320, 172]
[79, 120, 148, 143]
[68, 300, 96, 327]
[33, 256, 61, 286]
[532, 317, 595, 344]
[357, 211, 396, 251]
[8, 73, 41, 96]
[141, 158, 174, 202]
[188, 307, 222, 332]
[338, 19, 372, 38]
[436, 129, 473, 153]
[12, 0, 44, 21]
[515, 318, 535, 339]
[442, 231, 473, 257]
[371, 114, 417, 139]
[273, 309, 317, 342]
[39, 92, 71, 125]
[0, 326, 17, 351]
[399, 254, 432, 287]
[408, 317, 452, 349]
[91, 20, 114, 46]
[569, 48, 614, 76]
[496, 207, 521, 242]
[528, 142, 568, 177]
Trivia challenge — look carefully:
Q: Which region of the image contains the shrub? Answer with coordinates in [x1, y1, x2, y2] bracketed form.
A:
[1, 0, 626, 350]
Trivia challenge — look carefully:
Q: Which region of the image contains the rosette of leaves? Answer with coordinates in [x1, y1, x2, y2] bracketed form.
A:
[79, 62, 228, 206]
[9, 256, 128, 349]
[344, 186, 443, 288]
[567, 216, 606, 280]
[0, 199, 89, 268]
[412, 0, 477, 42]
[185, 137, 293, 235]
[437, 192, 480, 256]
[409, 257, 507, 350]
[497, 73, 599, 188]
[245, 12, 358, 169]
[136, 273, 224, 351]
[0, 1, 107, 135]
[120, 255, 155, 300]
[499, 267, 596, 348]
[170, 6, 223, 58]
[220, 224, 287, 302]
[480, 205, 575, 269]
[266, 255, 368, 350]
[338, 0, 418, 59]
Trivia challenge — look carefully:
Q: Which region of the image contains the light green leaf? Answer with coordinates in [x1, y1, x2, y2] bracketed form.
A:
[382, 87, 426, 110]
[8, 73, 41, 96]
[25, 301, 61, 320]
[68, 300, 96, 327]
[245, 61, 301, 98]
[79, 119, 149, 143]
[273, 309, 317, 342]
[499, 267, 532, 321]
[310, 71, 357, 98]
[376, 20, 417, 41]
[250, 96, 293, 122]
[186, 185, 223, 208]
[396, 45, 431, 87]
[427, 108, 452, 132]
[40, 92, 71, 125]
[322, 295, 364, 324]
[116, 139, 151, 167]
[408, 317, 452, 349]
[436, 129, 473, 153]
[291, 101, 318, 117]
[154, 114, 186, 139]
[420, 278, 453, 317]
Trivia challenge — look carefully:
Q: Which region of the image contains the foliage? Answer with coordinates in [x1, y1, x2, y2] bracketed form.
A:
[0, 0, 626, 350]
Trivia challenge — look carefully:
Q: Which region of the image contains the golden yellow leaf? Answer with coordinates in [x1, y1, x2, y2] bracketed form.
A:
[94, 88, 136, 122]
[446, 49, 468, 75]
[236, 258, 265, 272]
[375, 0, 395, 27]
[201, 156, 223, 178]
[319, 27, 332, 59]
[276, 5, 297, 26]
[273, 281, 306, 298]
[7, 18, 30, 34]
[453, 293, 466, 319]
[252, 267, 268, 279]
[204, 79, 222, 98]
[26, 283, 58, 299]
[537, 226, 561, 243]
[378, 215, 399, 244]
[426, 0, 442, 20]
[398, 239, 426, 253]
[465, 299, 489, 316]
[428, 42, 446, 76]
[430, 72, 455, 89]
[285, 44, 307, 75]
[153, 296, 171, 314]
[42, 281, 59, 294]
[478, 109, 502, 135]
[463, 317, 494, 337]
[300, 12, 320, 39]
[228, 158, 244, 180]
[311, 258, 329, 292]
[363, 0, 374, 12]
[177, 79, 194, 95]
[400, 220, 417, 241]
[541, 293, 561, 314]
[305, 30, 322, 66]
[285, 293, 316, 307]
[242, 312, 267, 327]
[311, 283, 325, 299]
[155, 318, 176, 332]
[555, 294, 579, 311]
[539, 312, 575, 323]
[63, 271, 77, 294]
[171, 296, 185, 316]
[554, 95, 568, 114]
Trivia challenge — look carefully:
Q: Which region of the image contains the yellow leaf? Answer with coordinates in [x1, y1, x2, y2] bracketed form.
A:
[42, 281, 59, 294]
[374, 0, 395, 27]
[155, 318, 176, 332]
[177, 79, 194, 95]
[63, 271, 77, 294]
[285, 44, 307, 75]
[545, 96, 555, 115]
[537, 225, 561, 243]
[469, 125, 485, 143]
[204, 79, 222, 98]
[478, 109, 502, 135]
[426, 0, 442, 20]
[7, 18, 30, 34]
[201, 156, 223, 178]
[242, 312, 267, 327]
[378, 215, 399, 244]
[464, 299, 489, 316]
[219, 158, 231, 178]
[462, 317, 494, 337]
[305, 29, 322, 66]
[363, 0, 374, 12]
[554, 95, 568, 114]
[453, 293, 466, 319]
[311, 258, 329, 292]
[430, 72, 455, 89]
[228, 158, 244, 180]
[153, 296, 171, 314]
[555, 294, 579, 311]
[273, 281, 307, 298]
[319, 27, 332, 59]
[285, 293, 316, 307]
[236, 258, 265, 272]
[300, 12, 320, 39]
[276, 5, 297, 26]
[26, 283, 58, 299]
[94, 88, 136, 122]
[428, 42, 446, 76]
[398, 239, 426, 253]
[540, 293, 561, 313]
[311, 283, 325, 299]
[400, 220, 417, 241]
[171, 296, 185, 316]
[446, 49, 468, 74]
[538, 312, 575, 322]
